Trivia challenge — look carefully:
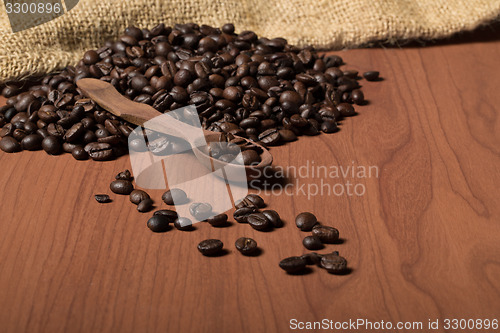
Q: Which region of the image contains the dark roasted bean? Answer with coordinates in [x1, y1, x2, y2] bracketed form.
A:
[95, 194, 111, 203]
[295, 212, 318, 231]
[206, 213, 228, 227]
[320, 253, 348, 274]
[235, 237, 258, 255]
[303, 235, 323, 250]
[129, 189, 150, 204]
[279, 256, 307, 274]
[197, 239, 223, 256]
[312, 224, 340, 243]
[109, 179, 134, 195]
[162, 188, 188, 205]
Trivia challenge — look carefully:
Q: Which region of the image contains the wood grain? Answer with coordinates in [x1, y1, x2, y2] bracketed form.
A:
[1, 38, 500, 333]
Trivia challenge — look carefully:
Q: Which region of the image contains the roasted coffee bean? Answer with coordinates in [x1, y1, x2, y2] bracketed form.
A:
[41, 136, 62, 155]
[295, 212, 318, 231]
[247, 212, 271, 231]
[189, 202, 212, 220]
[278, 129, 296, 142]
[0, 136, 21, 153]
[312, 224, 339, 243]
[137, 198, 154, 212]
[197, 239, 223, 256]
[351, 89, 364, 105]
[115, 169, 133, 181]
[258, 128, 280, 145]
[129, 189, 150, 204]
[147, 215, 171, 232]
[235, 194, 265, 209]
[303, 235, 323, 250]
[153, 209, 178, 222]
[235, 237, 258, 255]
[162, 188, 188, 205]
[206, 213, 228, 227]
[20, 134, 43, 151]
[279, 256, 307, 274]
[337, 103, 356, 117]
[363, 71, 380, 81]
[321, 120, 338, 133]
[84, 142, 113, 161]
[64, 123, 84, 142]
[71, 146, 89, 160]
[95, 194, 111, 203]
[233, 149, 261, 165]
[320, 253, 348, 274]
[300, 252, 323, 266]
[109, 179, 134, 195]
[0, 124, 14, 137]
[174, 217, 194, 230]
[233, 207, 259, 223]
[262, 209, 282, 228]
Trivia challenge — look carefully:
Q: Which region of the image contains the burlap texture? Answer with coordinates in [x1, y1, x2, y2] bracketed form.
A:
[1, 0, 499, 83]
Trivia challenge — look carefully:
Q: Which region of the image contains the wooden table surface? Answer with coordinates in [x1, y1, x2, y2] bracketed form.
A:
[1, 31, 500, 333]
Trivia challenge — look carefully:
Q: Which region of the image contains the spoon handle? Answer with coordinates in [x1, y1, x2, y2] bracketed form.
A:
[76, 78, 203, 144]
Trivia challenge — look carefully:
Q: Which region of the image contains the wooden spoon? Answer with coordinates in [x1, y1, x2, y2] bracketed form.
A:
[76, 78, 272, 180]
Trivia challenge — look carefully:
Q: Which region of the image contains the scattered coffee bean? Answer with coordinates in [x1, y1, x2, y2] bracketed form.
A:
[189, 202, 212, 220]
[302, 235, 323, 250]
[137, 198, 154, 212]
[312, 224, 339, 243]
[247, 212, 271, 231]
[233, 207, 259, 223]
[363, 71, 380, 81]
[115, 169, 133, 181]
[162, 188, 188, 205]
[300, 252, 323, 266]
[153, 209, 178, 222]
[147, 215, 171, 232]
[206, 213, 228, 227]
[235, 237, 258, 255]
[197, 239, 223, 256]
[109, 179, 134, 195]
[94, 194, 111, 203]
[174, 217, 194, 230]
[320, 253, 348, 274]
[129, 189, 150, 204]
[295, 212, 318, 231]
[279, 256, 307, 274]
[262, 209, 282, 227]
[235, 194, 265, 209]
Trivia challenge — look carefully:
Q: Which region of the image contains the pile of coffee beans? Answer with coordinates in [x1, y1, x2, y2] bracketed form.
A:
[1, 22, 380, 160]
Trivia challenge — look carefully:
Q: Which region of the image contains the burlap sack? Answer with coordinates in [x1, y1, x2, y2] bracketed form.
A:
[1, 0, 499, 83]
